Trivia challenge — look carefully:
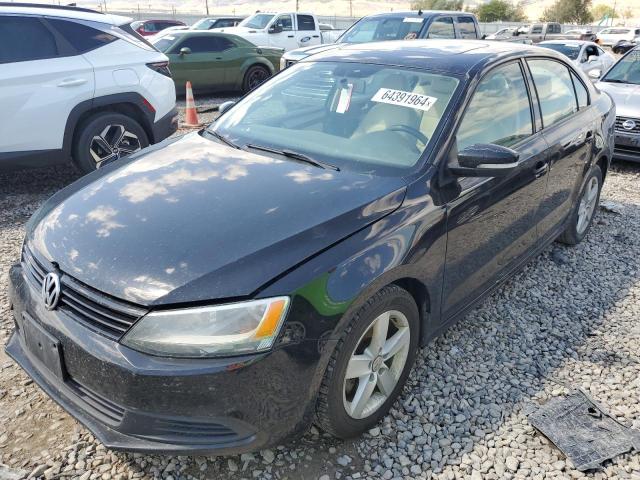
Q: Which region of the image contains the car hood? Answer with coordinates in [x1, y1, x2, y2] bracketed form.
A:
[597, 81, 640, 117]
[285, 43, 340, 59]
[27, 133, 406, 306]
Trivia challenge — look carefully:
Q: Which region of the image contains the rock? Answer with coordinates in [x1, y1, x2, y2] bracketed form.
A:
[336, 456, 351, 467]
[506, 456, 519, 472]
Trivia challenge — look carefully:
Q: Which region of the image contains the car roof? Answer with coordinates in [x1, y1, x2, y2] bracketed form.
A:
[0, 2, 131, 25]
[305, 39, 566, 75]
[540, 40, 594, 46]
[364, 10, 475, 19]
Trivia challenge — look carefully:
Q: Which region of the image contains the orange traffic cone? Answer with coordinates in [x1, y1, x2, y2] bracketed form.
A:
[183, 81, 200, 127]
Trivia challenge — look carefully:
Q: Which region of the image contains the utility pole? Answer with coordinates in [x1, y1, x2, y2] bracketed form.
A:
[205, 0, 209, 15]
[349, 0, 352, 17]
[295, 0, 299, 11]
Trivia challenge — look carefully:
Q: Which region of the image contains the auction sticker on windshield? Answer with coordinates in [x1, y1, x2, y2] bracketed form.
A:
[403, 17, 424, 23]
[372, 88, 437, 112]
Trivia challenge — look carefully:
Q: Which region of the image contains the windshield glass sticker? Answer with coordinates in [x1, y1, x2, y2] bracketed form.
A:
[336, 83, 354, 114]
[403, 17, 424, 23]
[371, 88, 437, 112]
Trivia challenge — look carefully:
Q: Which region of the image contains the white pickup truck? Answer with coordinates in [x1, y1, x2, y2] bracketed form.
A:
[214, 12, 342, 51]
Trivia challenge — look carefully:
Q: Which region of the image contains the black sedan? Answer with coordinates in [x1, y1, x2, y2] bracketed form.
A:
[6, 40, 614, 454]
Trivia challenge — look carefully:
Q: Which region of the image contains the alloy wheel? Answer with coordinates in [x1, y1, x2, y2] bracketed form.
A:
[577, 176, 599, 235]
[342, 310, 411, 420]
[90, 124, 142, 167]
[247, 68, 269, 90]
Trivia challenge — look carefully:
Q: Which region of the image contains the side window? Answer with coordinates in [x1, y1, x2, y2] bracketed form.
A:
[457, 16, 477, 39]
[571, 72, 589, 109]
[274, 15, 293, 31]
[0, 16, 59, 63]
[48, 19, 116, 54]
[531, 25, 542, 34]
[175, 36, 226, 53]
[427, 17, 455, 39]
[218, 37, 236, 50]
[144, 22, 158, 33]
[215, 19, 236, 28]
[528, 59, 578, 127]
[297, 14, 315, 31]
[456, 62, 533, 151]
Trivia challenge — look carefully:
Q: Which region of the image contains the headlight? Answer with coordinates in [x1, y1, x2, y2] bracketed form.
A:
[121, 297, 289, 357]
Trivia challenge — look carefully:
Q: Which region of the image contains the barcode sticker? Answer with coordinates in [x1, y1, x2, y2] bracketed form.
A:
[403, 17, 424, 23]
[336, 83, 353, 114]
[371, 88, 437, 112]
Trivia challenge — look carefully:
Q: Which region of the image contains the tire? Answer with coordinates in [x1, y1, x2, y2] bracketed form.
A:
[72, 112, 149, 174]
[242, 65, 271, 93]
[315, 285, 420, 438]
[557, 165, 603, 245]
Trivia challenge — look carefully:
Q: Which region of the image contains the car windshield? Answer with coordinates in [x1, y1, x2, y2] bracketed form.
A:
[209, 62, 459, 175]
[540, 43, 581, 60]
[338, 16, 424, 44]
[602, 49, 640, 84]
[151, 35, 177, 52]
[192, 18, 214, 30]
[240, 14, 275, 29]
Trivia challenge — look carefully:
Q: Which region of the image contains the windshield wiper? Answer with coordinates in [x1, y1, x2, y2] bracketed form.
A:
[206, 129, 241, 149]
[245, 144, 340, 171]
[603, 79, 631, 84]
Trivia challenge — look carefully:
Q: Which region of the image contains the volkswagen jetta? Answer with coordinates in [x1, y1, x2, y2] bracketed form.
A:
[6, 40, 614, 454]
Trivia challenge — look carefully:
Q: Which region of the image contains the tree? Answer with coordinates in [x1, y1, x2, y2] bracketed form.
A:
[475, 0, 526, 22]
[541, 0, 593, 24]
[410, 0, 464, 10]
[591, 3, 614, 22]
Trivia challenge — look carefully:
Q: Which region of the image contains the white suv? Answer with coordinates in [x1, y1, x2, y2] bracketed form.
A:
[0, 4, 178, 173]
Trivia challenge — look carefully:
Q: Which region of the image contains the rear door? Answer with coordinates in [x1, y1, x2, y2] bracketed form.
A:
[0, 14, 95, 155]
[526, 58, 595, 242]
[295, 14, 321, 47]
[441, 60, 550, 320]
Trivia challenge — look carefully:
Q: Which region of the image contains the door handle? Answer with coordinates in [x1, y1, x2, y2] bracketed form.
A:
[533, 161, 548, 178]
[57, 78, 88, 87]
[312, 35, 319, 38]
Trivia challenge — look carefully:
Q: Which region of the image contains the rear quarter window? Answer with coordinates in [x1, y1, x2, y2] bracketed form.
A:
[457, 16, 477, 39]
[47, 19, 117, 54]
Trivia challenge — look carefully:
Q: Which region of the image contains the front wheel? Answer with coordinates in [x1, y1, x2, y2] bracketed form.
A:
[315, 285, 419, 438]
[557, 164, 602, 245]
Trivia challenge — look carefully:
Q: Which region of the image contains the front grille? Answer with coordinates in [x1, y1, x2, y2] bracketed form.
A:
[22, 246, 146, 340]
[615, 116, 640, 134]
[68, 378, 125, 425]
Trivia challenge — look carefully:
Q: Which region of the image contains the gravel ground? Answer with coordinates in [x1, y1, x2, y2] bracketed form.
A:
[1, 147, 640, 479]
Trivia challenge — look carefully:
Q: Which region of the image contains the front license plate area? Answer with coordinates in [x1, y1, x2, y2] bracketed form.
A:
[616, 133, 640, 147]
[22, 313, 66, 380]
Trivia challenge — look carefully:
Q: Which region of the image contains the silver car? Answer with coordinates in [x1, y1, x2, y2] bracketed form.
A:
[597, 48, 640, 162]
[539, 40, 615, 78]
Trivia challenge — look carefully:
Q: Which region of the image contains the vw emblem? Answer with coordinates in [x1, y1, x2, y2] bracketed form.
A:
[42, 272, 61, 311]
[622, 119, 636, 131]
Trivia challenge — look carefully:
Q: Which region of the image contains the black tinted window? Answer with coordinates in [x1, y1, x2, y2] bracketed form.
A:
[457, 16, 477, 39]
[528, 59, 578, 127]
[0, 16, 58, 63]
[48, 19, 116, 53]
[297, 14, 315, 31]
[531, 25, 542, 34]
[175, 35, 234, 53]
[427, 17, 455, 39]
[214, 19, 238, 28]
[571, 72, 589, 108]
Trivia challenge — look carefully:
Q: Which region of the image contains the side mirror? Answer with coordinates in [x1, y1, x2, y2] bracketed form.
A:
[588, 69, 602, 80]
[179, 47, 192, 56]
[450, 143, 520, 177]
[269, 24, 283, 34]
[218, 101, 236, 115]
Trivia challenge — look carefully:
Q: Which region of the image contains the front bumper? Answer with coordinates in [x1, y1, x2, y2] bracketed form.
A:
[5, 264, 320, 455]
[151, 107, 179, 144]
[613, 132, 640, 163]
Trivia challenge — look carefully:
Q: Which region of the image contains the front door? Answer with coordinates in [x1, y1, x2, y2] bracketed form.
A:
[441, 61, 550, 320]
[526, 59, 594, 241]
[169, 35, 229, 90]
[268, 14, 299, 51]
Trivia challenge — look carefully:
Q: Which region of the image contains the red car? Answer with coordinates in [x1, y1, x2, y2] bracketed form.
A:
[131, 19, 186, 36]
